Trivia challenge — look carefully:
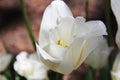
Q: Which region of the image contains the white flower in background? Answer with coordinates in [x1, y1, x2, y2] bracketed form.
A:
[0, 54, 12, 72]
[14, 51, 48, 80]
[111, 52, 120, 80]
[39, 0, 73, 48]
[36, 16, 107, 74]
[111, 0, 120, 48]
[87, 38, 112, 69]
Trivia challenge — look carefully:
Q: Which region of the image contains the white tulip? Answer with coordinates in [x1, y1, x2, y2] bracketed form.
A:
[111, 0, 120, 48]
[39, 0, 73, 48]
[0, 54, 12, 72]
[14, 51, 48, 80]
[112, 71, 120, 80]
[87, 38, 112, 69]
[111, 52, 120, 80]
[37, 16, 107, 74]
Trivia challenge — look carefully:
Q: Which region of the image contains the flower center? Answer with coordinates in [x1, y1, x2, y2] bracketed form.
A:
[57, 40, 69, 47]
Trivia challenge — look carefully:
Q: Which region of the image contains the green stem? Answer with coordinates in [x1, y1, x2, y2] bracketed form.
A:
[86, 67, 94, 80]
[85, 0, 89, 20]
[105, 0, 112, 46]
[20, 0, 36, 51]
[100, 67, 111, 80]
[15, 75, 20, 80]
[105, 1, 115, 80]
[48, 71, 63, 80]
[55, 72, 63, 80]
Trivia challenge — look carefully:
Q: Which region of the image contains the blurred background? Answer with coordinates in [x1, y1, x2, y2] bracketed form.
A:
[0, 0, 108, 54]
[0, 0, 118, 80]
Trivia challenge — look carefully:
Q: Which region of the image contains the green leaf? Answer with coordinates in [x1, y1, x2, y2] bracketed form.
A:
[15, 75, 20, 80]
[0, 76, 8, 80]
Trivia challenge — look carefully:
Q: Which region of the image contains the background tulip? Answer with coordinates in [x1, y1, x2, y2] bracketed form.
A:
[111, 52, 120, 80]
[0, 54, 12, 72]
[111, 0, 120, 48]
[87, 38, 112, 69]
[14, 51, 48, 80]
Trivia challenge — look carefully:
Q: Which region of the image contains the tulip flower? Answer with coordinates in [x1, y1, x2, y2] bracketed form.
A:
[111, 0, 120, 48]
[87, 38, 112, 69]
[37, 16, 107, 74]
[14, 51, 48, 80]
[39, 0, 73, 48]
[111, 52, 120, 80]
[0, 54, 12, 72]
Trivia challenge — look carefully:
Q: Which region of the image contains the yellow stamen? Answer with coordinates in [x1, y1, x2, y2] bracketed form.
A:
[57, 40, 69, 47]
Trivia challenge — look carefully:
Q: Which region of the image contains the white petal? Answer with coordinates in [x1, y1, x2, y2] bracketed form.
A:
[112, 52, 120, 72]
[26, 60, 47, 80]
[16, 51, 28, 61]
[87, 38, 112, 69]
[46, 43, 67, 60]
[57, 16, 75, 43]
[111, 71, 120, 80]
[86, 21, 107, 36]
[75, 20, 107, 38]
[51, 0, 73, 18]
[116, 32, 120, 48]
[111, 0, 120, 48]
[15, 51, 48, 79]
[72, 17, 88, 37]
[49, 27, 60, 42]
[29, 53, 38, 61]
[74, 36, 103, 69]
[36, 44, 74, 74]
[36, 44, 59, 61]
[39, 0, 73, 48]
[75, 17, 86, 23]
[111, 0, 120, 24]
[14, 61, 33, 77]
[64, 37, 85, 68]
